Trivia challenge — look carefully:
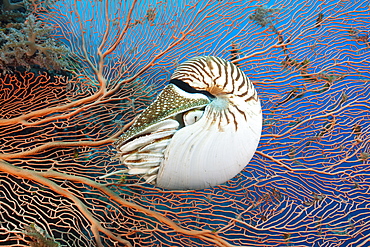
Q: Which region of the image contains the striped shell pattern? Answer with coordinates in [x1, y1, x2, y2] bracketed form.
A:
[103, 56, 262, 190]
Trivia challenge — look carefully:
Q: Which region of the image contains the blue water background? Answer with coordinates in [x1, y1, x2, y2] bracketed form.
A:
[41, 0, 370, 246]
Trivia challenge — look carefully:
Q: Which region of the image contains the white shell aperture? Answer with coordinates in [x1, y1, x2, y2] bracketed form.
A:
[105, 56, 262, 190]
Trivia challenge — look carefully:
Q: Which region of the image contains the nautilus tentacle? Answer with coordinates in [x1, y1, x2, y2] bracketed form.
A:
[103, 56, 262, 190]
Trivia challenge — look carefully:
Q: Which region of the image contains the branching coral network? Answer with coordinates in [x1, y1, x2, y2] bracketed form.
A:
[0, 0, 369, 246]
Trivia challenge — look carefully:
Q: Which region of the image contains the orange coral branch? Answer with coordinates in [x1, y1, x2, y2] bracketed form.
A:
[0, 160, 132, 247]
[0, 160, 237, 247]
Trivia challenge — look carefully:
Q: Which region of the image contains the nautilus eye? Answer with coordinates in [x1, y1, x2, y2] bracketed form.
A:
[101, 56, 262, 190]
[183, 109, 204, 126]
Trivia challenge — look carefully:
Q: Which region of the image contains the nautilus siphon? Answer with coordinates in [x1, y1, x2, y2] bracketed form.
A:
[102, 56, 263, 190]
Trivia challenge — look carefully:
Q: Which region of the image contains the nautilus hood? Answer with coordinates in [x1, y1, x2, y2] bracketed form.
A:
[114, 82, 210, 149]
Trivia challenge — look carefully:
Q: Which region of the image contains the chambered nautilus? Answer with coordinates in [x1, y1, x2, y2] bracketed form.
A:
[102, 56, 262, 190]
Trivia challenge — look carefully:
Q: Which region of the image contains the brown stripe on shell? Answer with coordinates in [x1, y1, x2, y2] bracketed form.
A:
[227, 108, 238, 131]
[223, 109, 231, 125]
[238, 77, 254, 98]
[205, 57, 223, 89]
[232, 102, 247, 122]
[236, 71, 245, 92]
[229, 59, 236, 93]
[244, 89, 259, 103]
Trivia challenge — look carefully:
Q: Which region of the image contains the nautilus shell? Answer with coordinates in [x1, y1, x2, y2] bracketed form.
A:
[103, 56, 262, 190]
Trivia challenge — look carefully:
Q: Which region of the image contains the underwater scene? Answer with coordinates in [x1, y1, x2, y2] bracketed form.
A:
[0, 0, 369, 246]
